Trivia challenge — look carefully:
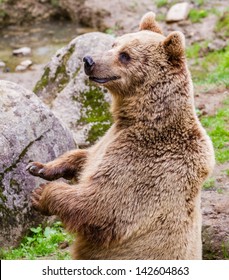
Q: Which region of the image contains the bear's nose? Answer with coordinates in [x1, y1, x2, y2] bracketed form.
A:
[83, 56, 95, 75]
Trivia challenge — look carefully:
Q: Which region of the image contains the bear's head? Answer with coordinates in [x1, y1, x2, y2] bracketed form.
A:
[83, 12, 187, 97]
[83, 12, 194, 128]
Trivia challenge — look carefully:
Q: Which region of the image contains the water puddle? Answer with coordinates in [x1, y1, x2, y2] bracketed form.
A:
[0, 21, 95, 72]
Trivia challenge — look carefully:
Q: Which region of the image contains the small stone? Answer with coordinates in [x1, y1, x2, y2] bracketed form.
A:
[13, 47, 32, 56]
[166, 3, 190, 23]
[20, 59, 33, 67]
[15, 65, 27, 72]
[15, 60, 33, 72]
[0, 61, 6, 68]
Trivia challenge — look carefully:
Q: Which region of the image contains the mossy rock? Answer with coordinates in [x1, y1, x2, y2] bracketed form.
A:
[34, 32, 115, 146]
[0, 80, 75, 249]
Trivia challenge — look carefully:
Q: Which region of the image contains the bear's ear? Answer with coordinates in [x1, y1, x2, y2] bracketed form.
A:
[163, 31, 185, 60]
[139, 12, 163, 34]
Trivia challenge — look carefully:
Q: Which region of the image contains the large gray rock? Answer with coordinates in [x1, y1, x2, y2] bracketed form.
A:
[34, 32, 115, 146]
[0, 80, 75, 248]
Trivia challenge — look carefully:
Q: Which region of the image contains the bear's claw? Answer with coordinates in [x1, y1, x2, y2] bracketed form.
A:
[31, 184, 51, 215]
[38, 168, 45, 175]
[26, 162, 61, 181]
[26, 162, 45, 177]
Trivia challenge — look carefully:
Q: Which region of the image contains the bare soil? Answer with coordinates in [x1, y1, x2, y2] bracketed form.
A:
[195, 86, 229, 116]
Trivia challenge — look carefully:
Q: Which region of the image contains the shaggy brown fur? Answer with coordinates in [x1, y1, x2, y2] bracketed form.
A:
[28, 12, 215, 260]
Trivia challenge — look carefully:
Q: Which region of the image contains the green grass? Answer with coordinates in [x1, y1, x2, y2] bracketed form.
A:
[201, 100, 229, 164]
[216, 10, 229, 37]
[0, 222, 73, 260]
[203, 177, 216, 190]
[155, 0, 168, 8]
[193, 0, 205, 6]
[187, 44, 229, 87]
[188, 9, 208, 23]
[217, 188, 223, 194]
[222, 242, 229, 259]
[186, 43, 201, 60]
[156, 13, 166, 22]
[105, 24, 122, 35]
[186, 41, 210, 60]
[201, 47, 229, 86]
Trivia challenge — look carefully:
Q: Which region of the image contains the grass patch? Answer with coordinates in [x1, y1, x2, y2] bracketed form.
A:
[217, 188, 223, 194]
[200, 46, 229, 86]
[186, 43, 201, 60]
[187, 44, 229, 87]
[0, 222, 73, 260]
[155, 0, 168, 8]
[222, 242, 229, 259]
[203, 177, 215, 190]
[105, 24, 122, 35]
[201, 99, 229, 163]
[215, 10, 229, 37]
[156, 13, 166, 22]
[193, 0, 205, 6]
[188, 9, 208, 23]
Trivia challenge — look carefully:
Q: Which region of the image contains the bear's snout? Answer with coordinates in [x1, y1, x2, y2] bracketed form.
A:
[83, 56, 95, 75]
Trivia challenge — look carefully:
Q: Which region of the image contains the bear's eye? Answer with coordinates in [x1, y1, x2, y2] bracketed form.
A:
[119, 52, 131, 63]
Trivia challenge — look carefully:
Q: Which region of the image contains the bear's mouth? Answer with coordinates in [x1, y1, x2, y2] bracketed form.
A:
[89, 76, 120, 84]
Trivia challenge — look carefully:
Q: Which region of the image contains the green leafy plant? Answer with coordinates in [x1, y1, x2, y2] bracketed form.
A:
[0, 222, 73, 260]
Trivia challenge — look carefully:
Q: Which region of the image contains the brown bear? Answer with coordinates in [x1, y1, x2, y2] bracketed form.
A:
[27, 12, 215, 260]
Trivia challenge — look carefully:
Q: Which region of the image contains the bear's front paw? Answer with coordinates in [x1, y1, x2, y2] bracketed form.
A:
[31, 184, 51, 216]
[27, 162, 45, 176]
[26, 162, 59, 181]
